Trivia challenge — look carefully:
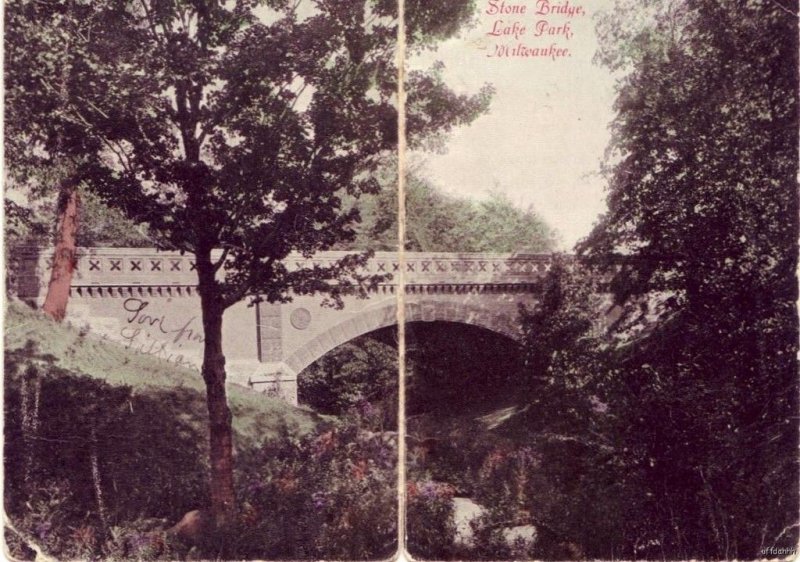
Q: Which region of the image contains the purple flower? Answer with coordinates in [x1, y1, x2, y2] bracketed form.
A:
[590, 395, 609, 413]
[516, 446, 538, 466]
[312, 491, 327, 510]
[35, 522, 51, 540]
[420, 481, 438, 500]
[357, 399, 376, 418]
[246, 479, 263, 494]
[131, 533, 151, 548]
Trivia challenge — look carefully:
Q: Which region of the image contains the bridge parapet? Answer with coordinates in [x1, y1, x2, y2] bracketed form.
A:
[10, 247, 563, 296]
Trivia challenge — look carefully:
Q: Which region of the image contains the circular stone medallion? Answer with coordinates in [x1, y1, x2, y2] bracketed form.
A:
[290, 307, 312, 330]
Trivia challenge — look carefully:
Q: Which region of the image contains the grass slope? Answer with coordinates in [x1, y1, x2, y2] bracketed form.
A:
[4, 299, 323, 444]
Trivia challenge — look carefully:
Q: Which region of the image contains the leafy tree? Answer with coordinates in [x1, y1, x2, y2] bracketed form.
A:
[4, 1, 101, 320]
[517, 259, 607, 437]
[588, 0, 797, 321]
[4, 199, 50, 248]
[495, 261, 614, 557]
[298, 334, 398, 427]
[5, 188, 152, 251]
[77, 191, 152, 247]
[468, 189, 557, 253]
[4, 344, 209, 559]
[577, 0, 798, 556]
[350, 174, 556, 252]
[6, 0, 491, 527]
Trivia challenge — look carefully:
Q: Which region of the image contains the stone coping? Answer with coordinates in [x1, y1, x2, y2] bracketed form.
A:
[9, 247, 567, 290]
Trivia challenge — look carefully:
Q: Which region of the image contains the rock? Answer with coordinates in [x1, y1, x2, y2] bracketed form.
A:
[166, 509, 212, 547]
[452, 497, 486, 546]
[451, 498, 543, 552]
[502, 524, 537, 545]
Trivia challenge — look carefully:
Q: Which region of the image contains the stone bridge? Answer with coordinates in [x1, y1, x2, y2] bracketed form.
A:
[10, 248, 597, 403]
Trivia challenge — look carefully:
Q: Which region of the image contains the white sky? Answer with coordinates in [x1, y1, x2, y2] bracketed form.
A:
[409, 1, 618, 250]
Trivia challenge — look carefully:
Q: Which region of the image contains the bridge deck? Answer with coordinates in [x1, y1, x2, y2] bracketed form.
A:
[11, 248, 564, 295]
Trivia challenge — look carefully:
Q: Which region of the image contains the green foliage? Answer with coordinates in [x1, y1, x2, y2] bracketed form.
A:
[103, 522, 177, 561]
[517, 259, 607, 435]
[77, 190, 151, 247]
[6, 0, 492, 521]
[4, 0, 107, 269]
[540, 0, 800, 557]
[583, 0, 797, 314]
[404, 0, 478, 48]
[512, 221, 799, 559]
[234, 417, 397, 559]
[298, 334, 397, 427]
[5, 187, 150, 253]
[4, 199, 50, 247]
[351, 175, 557, 252]
[5, 0, 493, 306]
[466, 507, 537, 561]
[407, 418, 500, 496]
[5, 301, 411, 560]
[4, 344, 208, 559]
[3, 161, 78, 250]
[406, 480, 457, 559]
[491, 265, 618, 558]
[598, 311, 799, 558]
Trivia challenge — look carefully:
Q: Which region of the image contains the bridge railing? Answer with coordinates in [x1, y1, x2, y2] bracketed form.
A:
[9, 247, 566, 295]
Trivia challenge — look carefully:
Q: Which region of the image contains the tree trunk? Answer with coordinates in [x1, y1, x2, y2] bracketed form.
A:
[196, 251, 236, 529]
[21, 366, 42, 490]
[90, 425, 110, 534]
[42, 181, 79, 321]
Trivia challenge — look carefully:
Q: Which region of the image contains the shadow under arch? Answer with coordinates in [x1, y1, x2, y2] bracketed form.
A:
[284, 299, 523, 375]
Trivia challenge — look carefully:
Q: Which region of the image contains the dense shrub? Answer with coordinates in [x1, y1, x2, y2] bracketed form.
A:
[234, 412, 397, 560]
[4, 342, 208, 559]
[406, 480, 457, 559]
[298, 335, 398, 429]
[5, 340, 400, 560]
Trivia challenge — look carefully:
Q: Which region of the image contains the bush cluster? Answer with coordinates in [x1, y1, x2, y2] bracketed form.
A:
[234, 410, 397, 559]
[5, 341, 398, 560]
[406, 480, 457, 559]
[4, 343, 207, 560]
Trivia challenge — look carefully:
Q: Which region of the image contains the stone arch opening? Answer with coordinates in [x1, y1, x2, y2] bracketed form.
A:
[284, 299, 523, 376]
[404, 320, 524, 417]
[296, 325, 399, 424]
[294, 314, 525, 436]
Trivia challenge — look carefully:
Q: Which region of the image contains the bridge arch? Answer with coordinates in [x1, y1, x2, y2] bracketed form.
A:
[284, 299, 523, 376]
